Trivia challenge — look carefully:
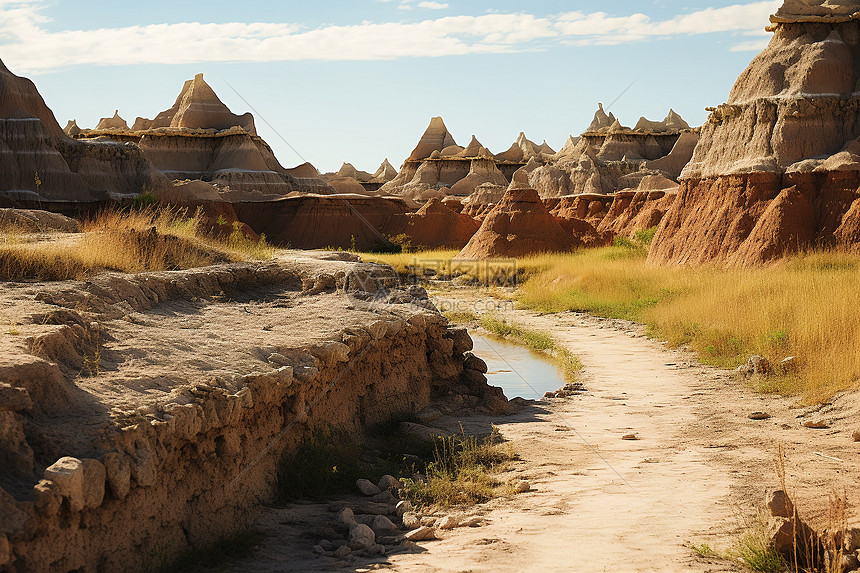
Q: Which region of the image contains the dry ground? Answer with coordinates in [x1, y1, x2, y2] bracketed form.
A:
[236, 290, 860, 572]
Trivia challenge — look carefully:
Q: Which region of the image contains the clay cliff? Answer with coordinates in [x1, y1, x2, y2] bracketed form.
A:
[0, 59, 167, 206]
[649, 1, 860, 265]
[77, 74, 331, 198]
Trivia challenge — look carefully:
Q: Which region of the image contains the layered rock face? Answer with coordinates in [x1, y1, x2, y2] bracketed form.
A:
[77, 74, 331, 198]
[380, 117, 551, 201]
[0, 60, 167, 206]
[527, 104, 697, 198]
[650, 1, 860, 265]
[386, 197, 480, 249]
[0, 255, 506, 571]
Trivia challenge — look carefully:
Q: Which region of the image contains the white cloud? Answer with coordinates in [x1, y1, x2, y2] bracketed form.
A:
[0, 1, 781, 73]
[418, 1, 449, 9]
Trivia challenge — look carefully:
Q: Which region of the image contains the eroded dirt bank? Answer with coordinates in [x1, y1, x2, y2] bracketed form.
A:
[0, 254, 507, 572]
[237, 291, 860, 572]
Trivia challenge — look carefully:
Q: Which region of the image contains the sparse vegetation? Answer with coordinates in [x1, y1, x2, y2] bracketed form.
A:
[400, 429, 517, 508]
[0, 207, 275, 282]
[735, 523, 786, 573]
[369, 245, 860, 401]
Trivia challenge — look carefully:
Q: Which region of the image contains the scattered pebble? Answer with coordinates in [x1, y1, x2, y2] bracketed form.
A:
[852, 431, 860, 442]
[748, 411, 771, 420]
[515, 480, 531, 493]
[622, 434, 638, 440]
[802, 419, 830, 429]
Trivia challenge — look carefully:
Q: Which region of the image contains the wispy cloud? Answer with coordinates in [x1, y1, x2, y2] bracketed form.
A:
[0, 1, 780, 73]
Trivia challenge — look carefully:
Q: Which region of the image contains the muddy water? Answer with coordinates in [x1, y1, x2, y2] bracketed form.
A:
[469, 332, 565, 399]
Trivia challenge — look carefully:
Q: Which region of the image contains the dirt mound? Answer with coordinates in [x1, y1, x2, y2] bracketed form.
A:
[386, 197, 479, 249]
[456, 188, 578, 258]
[650, 3, 860, 265]
[0, 208, 80, 233]
[233, 194, 411, 250]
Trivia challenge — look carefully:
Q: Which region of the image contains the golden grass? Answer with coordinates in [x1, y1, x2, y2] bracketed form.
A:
[364, 245, 860, 401]
[0, 208, 275, 282]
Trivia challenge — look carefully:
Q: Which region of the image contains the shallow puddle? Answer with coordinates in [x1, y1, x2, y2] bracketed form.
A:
[469, 332, 565, 399]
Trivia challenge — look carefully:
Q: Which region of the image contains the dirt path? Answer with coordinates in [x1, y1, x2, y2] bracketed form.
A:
[236, 293, 860, 572]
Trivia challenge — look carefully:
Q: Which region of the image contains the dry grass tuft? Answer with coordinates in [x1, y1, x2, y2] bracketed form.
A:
[401, 429, 517, 508]
[0, 208, 274, 282]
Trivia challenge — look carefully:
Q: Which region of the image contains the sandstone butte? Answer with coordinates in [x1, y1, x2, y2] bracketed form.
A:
[74, 73, 332, 199]
[649, 0, 860, 266]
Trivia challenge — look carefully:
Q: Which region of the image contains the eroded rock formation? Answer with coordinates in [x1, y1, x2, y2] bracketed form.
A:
[0, 59, 167, 206]
[380, 118, 550, 201]
[323, 159, 400, 194]
[650, 1, 860, 265]
[0, 254, 507, 571]
[76, 74, 331, 198]
[527, 104, 698, 199]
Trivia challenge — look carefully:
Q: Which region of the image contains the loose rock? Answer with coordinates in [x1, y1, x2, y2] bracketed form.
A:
[371, 490, 397, 504]
[438, 515, 460, 530]
[348, 524, 376, 550]
[356, 479, 381, 496]
[852, 431, 860, 442]
[371, 515, 397, 534]
[515, 480, 531, 493]
[802, 419, 829, 429]
[334, 545, 352, 558]
[738, 355, 770, 376]
[337, 507, 357, 528]
[378, 474, 400, 492]
[402, 512, 421, 529]
[621, 434, 638, 440]
[767, 490, 794, 518]
[749, 412, 771, 420]
[404, 526, 435, 542]
[312, 545, 325, 555]
[420, 516, 437, 527]
[368, 544, 386, 556]
[44, 457, 85, 512]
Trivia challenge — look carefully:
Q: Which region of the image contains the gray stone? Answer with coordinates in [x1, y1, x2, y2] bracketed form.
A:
[319, 539, 334, 551]
[357, 478, 381, 496]
[377, 474, 400, 492]
[348, 524, 376, 550]
[44, 457, 85, 511]
[748, 412, 771, 420]
[312, 545, 325, 555]
[515, 480, 531, 493]
[371, 515, 397, 534]
[420, 516, 436, 527]
[337, 507, 357, 528]
[369, 543, 386, 555]
[334, 545, 351, 558]
[371, 490, 397, 504]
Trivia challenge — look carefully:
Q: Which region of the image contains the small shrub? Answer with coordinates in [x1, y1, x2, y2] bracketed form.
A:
[132, 191, 159, 210]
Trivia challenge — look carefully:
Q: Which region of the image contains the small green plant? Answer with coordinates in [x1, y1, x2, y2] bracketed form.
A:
[350, 234, 357, 252]
[736, 530, 785, 573]
[690, 542, 716, 558]
[634, 226, 657, 245]
[8, 322, 20, 336]
[215, 214, 228, 226]
[34, 171, 41, 191]
[132, 190, 159, 210]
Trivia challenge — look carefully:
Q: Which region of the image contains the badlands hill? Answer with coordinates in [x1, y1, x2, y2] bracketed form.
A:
[322, 159, 399, 194]
[75, 74, 331, 198]
[0, 59, 167, 206]
[526, 104, 698, 198]
[380, 117, 552, 201]
[650, 0, 860, 266]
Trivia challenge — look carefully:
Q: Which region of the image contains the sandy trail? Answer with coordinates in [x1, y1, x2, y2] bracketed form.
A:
[237, 293, 860, 572]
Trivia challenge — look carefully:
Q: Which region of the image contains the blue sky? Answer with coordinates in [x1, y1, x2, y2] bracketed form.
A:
[0, 0, 780, 172]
